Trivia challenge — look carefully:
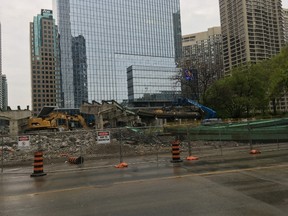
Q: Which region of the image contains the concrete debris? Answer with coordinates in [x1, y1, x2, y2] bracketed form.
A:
[0, 129, 168, 165]
[0, 128, 251, 166]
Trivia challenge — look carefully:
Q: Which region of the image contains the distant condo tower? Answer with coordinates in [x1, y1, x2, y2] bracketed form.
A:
[219, 0, 285, 74]
[0, 22, 8, 111]
[182, 27, 224, 99]
[284, 8, 288, 43]
[53, 0, 182, 108]
[30, 9, 61, 115]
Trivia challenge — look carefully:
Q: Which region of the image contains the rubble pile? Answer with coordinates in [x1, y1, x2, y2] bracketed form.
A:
[0, 129, 244, 166]
[0, 129, 174, 165]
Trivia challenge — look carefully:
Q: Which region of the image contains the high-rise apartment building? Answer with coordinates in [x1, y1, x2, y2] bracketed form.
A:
[219, 0, 285, 74]
[272, 8, 288, 112]
[0, 75, 8, 111]
[53, 0, 182, 108]
[182, 27, 223, 99]
[284, 8, 288, 43]
[30, 9, 61, 115]
[0, 22, 8, 111]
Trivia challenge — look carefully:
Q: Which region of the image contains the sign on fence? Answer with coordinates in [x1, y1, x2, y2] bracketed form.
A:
[18, 135, 30, 149]
[97, 131, 110, 144]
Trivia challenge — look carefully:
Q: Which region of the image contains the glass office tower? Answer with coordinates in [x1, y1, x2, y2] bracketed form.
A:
[53, 0, 181, 108]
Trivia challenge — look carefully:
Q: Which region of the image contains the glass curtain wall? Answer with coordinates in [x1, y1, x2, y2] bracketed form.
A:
[53, 0, 181, 108]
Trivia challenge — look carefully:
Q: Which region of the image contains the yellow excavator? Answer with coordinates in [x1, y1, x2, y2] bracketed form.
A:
[25, 112, 89, 132]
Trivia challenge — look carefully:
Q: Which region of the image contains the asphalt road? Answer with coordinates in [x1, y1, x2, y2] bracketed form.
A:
[0, 150, 287, 216]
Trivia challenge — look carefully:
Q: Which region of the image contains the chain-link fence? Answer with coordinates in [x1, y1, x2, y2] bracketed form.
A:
[1, 125, 288, 174]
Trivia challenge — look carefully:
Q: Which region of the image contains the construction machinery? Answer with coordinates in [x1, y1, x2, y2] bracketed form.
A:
[80, 100, 139, 129]
[173, 98, 217, 119]
[136, 98, 217, 121]
[25, 109, 92, 132]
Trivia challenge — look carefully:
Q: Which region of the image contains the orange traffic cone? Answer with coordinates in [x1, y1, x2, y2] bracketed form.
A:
[115, 162, 128, 168]
[171, 139, 183, 163]
[186, 156, 199, 161]
[31, 151, 47, 177]
[250, 149, 261, 154]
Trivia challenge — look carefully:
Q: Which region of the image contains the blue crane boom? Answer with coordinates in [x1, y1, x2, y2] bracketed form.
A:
[174, 98, 217, 119]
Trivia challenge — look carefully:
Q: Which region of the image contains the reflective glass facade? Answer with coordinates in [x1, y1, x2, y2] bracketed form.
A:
[127, 65, 181, 102]
[72, 35, 88, 108]
[53, 0, 181, 108]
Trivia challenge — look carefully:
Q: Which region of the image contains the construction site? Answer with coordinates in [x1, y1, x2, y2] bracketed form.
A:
[4, 98, 288, 143]
[1, 98, 204, 135]
[1, 98, 288, 142]
[1, 99, 288, 216]
[1, 98, 288, 169]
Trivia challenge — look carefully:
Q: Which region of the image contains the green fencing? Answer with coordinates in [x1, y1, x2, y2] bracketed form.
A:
[164, 118, 288, 142]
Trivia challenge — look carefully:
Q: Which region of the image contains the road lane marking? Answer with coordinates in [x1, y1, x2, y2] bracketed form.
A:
[1, 163, 287, 200]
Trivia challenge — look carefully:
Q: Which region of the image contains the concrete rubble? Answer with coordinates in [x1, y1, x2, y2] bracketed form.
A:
[0, 128, 245, 166]
[0, 129, 171, 166]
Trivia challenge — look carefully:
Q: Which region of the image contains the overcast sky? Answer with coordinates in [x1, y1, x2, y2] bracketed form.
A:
[0, 0, 287, 109]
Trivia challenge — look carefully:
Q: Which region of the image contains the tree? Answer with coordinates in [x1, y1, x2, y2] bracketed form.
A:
[178, 45, 288, 118]
[266, 46, 288, 114]
[204, 78, 234, 117]
[205, 63, 269, 118]
[174, 58, 222, 102]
